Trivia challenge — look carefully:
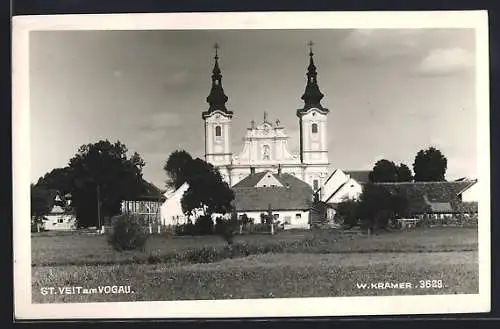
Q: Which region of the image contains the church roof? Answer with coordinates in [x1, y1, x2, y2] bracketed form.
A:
[297, 42, 329, 116]
[232, 172, 314, 211]
[202, 44, 233, 118]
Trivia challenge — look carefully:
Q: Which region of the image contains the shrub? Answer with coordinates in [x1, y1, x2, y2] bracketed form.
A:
[335, 198, 360, 228]
[194, 215, 214, 235]
[107, 214, 149, 251]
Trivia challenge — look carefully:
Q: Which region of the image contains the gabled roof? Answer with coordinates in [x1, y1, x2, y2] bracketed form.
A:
[233, 171, 269, 188]
[232, 172, 313, 211]
[126, 178, 166, 202]
[374, 181, 474, 214]
[344, 170, 371, 184]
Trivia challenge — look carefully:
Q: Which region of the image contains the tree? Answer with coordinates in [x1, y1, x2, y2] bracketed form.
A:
[164, 150, 193, 189]
[369, 159, 398, 183]
[357, 184, 410, 232]
[358, 184, 393, 232]
[30, 184, 53, 217]
[35, 167, 74, 195]
[67, 140, 145, 228]
[396, 163, 413, 182]
[181, 158, 234, 217]
[335, 197, 360, 228]
[413, 147, 448, 182]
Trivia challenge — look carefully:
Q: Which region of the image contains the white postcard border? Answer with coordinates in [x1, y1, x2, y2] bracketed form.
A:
[13, 10, 491, 319]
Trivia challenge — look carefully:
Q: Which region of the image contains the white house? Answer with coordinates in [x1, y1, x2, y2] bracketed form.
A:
[232, 171, 314, 229]
[160, 182, 190, 226]
[42, 193, 77, 231]
[159, 183, 208, 226]
[319, 169, 371, 204]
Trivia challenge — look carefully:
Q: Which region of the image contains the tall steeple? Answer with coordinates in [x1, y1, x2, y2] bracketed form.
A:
[203, 43, 233, 118]
[297, 41, 329, 115]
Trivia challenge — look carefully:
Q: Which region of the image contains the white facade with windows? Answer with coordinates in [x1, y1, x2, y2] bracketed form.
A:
[202, 44, 330, 191]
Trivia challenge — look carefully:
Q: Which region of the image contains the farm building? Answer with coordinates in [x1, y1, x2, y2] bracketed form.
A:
[41, 192, 77, 231]
[373, 180, 479, 220]
[317, 170, 478, 224]
[120, 178, 166, 224]
[231, 171, 314, 229]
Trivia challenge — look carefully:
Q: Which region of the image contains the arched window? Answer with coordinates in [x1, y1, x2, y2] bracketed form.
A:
[311, 123, 318, 134]
[215, 125, 222, 137]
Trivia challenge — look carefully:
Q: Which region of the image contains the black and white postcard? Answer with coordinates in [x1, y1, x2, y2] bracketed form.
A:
[13, 11, 490, 319]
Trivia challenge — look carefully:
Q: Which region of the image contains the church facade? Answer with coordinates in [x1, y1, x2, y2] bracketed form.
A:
[202, 43, 330, 191]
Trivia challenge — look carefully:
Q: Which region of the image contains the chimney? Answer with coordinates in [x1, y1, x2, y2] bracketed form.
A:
[250, 167, 255, 174]
[277, 164, 282, 175]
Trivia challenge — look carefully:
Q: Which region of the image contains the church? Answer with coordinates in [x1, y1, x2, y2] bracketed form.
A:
[202, 42, 330, 192]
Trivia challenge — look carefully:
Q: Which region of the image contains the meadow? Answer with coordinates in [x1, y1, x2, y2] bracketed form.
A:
[31, 227, 479, 303]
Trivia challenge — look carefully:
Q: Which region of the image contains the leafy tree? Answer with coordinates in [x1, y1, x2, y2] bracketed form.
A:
[30, 184, 53, 217]
[35, 167, 74, 195]
[67, 140, 145, 228]
[357, 184, 410, 232]
[180, 158, 234, 216]
[164, 150, 193, 189]
[369, 159, 398, 182]
[413, 147, 448, 182]
[335, 197, 360, 228]
[396, 163, 413, 182]
[358, 184, 392, 231]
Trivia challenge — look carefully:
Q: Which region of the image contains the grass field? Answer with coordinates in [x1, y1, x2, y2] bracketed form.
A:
[31, 227, 479, 303]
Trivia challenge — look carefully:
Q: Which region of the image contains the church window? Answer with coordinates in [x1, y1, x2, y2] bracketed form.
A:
[215, 125, 222, 137]
[313, 179, 319, 190]
[311, 123, 318, 134]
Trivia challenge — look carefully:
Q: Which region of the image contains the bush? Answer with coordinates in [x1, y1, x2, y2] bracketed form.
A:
[194, 215, 214, 235]
[335, 198, 360, 228]
[107, 214, 149, 251]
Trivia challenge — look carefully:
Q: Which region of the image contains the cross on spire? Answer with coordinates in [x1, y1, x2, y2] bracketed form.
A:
[214, 42, 220, 59]
[308, 40, 314, 56]
[202, 42, 233, 118]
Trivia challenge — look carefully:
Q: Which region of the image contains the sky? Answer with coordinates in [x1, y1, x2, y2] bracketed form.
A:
[29, 28, 477, 189]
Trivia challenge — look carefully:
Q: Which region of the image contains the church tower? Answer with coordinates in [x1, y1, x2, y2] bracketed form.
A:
[202, 44, 233, 182]
[297, 41, 330, 192]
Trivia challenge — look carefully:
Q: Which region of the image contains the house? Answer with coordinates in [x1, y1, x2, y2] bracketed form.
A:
[231, 171, 314, 229]
[373, 181, 479, 219]
[318, 169, 369, 204]
[41, 192, 77, 231]
[456, 178, 479, 202]
[160, 182, 205, 226]
[120, 178, 166, 224]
